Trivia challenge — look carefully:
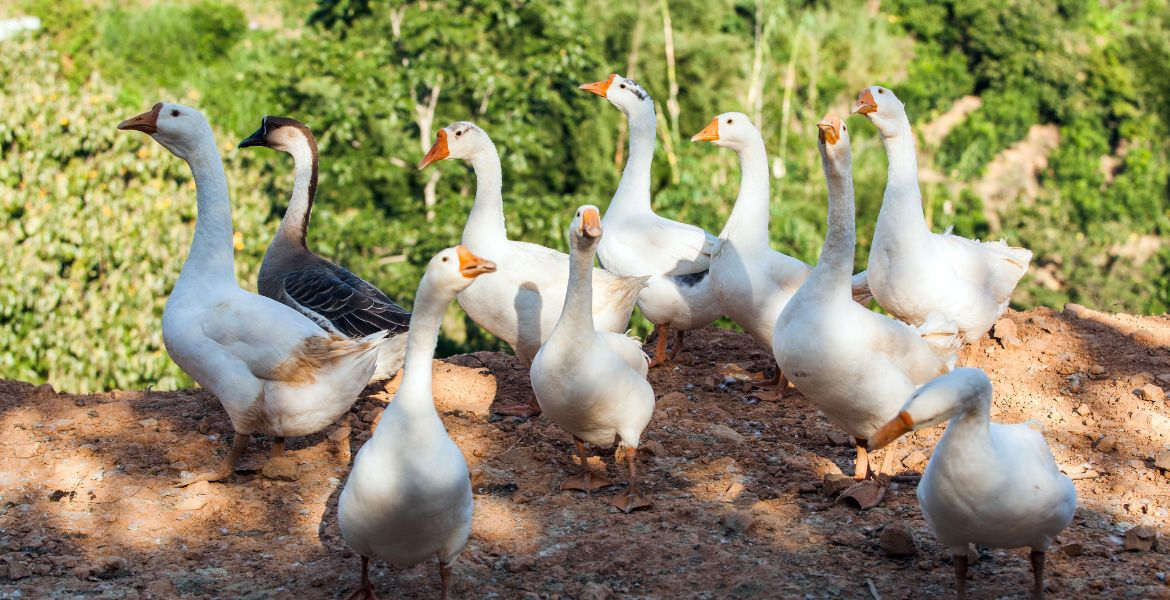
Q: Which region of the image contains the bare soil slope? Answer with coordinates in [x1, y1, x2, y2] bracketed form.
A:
[1, 305, 1168, 599]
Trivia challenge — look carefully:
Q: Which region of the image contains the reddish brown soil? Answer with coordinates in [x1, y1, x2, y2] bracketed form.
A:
[1, 305, 1168, 599]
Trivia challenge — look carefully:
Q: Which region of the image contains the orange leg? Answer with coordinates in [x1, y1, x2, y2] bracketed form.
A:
[648, 324, 670, 367]
[560, 437, 611, 492]
[176, 433, 249, 487]
[611, 446, 652, 513]
[343, 555, 378, 600]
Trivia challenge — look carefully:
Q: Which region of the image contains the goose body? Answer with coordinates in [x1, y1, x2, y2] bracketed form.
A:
[579, 74, 722, 363]
[118, 103, 383, 484]
[870, 368, 1076, 598]
[693, 113, 871, 357]
[419, 122, 646, 365]
[240, 117, 410, 382]
[530, 205, 654, 512]
[854, 86, 1032, 343]
[774, 115, 959, 505]
[339, 246, 494, 599]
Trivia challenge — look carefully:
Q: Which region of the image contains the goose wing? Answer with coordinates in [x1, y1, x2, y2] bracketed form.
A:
[281, 263, 411, 337]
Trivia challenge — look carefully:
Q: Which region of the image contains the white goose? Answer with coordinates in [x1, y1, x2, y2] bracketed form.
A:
[418, 122, 647, 412]
[773, 115, 959, 508]
[869, 368, 1076, 599]
[853, 86, 1032, 343]
[692, 113, 869, 398]
[239, 116, 411, 382]
[578, 74, 722, 365]
[338, 246, 495, 600]
[118, 103, 385, 485]
[530, 205, 654, 513]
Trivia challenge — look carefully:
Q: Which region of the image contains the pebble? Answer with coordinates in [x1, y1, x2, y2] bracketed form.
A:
[879, 521, 917, 557]
[718, 510, 755, 535]
[829, 530, 866, 547]
[826, 431, 852, 447]
[1061, 542, 1084, 557]
[1123, 525, 1157, 552]
[5, 560, 29, 580]
[1136, 384, 1165, 403]
[707, 423, 744, 444]
[261, 456, 299, 481]
[992, 318, 1021, 346]
[327, 425, 350, 442]
[902, 450, 928, 469]
[1096, 435, 1118, 453]
[1155, 450, 1170, 472]
[1090, 364, 1106, 376]
[822, 473, 855, 497]
[640, 440, 668, 457]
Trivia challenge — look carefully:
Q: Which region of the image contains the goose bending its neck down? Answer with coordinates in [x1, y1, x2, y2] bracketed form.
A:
[870, 368, 1076, 599]
[853, 86, 1032, 344]
[578, 74, 722, 366]
[239, 116, 411, 382]
[692, 113, 870, 400]
[118, 103, 385, 486]
[773, 114, 959, 509]
[339, 246, 495, 600]
[530, 205, 655, 512]
[419, 122, 647, 416]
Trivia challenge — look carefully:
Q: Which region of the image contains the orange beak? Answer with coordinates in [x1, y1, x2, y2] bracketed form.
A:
[817, 114, 841, 145]
[580, 207, 602, 239]
[117, 102, 163, 134]
[868, 411, 914, 451]
[456, 245, 496, 278]
[417, 129, 450, 170]
[578, 74, 617, 98]
[852, 88, 877, 115]
[690, 117, 720, 142]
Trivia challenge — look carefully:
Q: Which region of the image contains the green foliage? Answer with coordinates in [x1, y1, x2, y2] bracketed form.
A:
[3, 0, 1169, 392]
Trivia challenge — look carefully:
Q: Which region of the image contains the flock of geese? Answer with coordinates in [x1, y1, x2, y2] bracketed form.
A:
[114, 75, 1077, 599]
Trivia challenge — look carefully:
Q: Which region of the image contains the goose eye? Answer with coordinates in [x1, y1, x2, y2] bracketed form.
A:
[727, 119, 733, 124]
[171, 109, 180, 117]
[442, 256, 448, 262]
[619, 84, 626, 89]
[455, 130, 462, 137]
[878, 89, 885, 94]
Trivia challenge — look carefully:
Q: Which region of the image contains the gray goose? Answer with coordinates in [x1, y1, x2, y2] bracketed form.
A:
[240, 116, 410, 382]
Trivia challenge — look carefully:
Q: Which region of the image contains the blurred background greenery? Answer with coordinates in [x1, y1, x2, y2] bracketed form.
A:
[1, 0, 1167, 393]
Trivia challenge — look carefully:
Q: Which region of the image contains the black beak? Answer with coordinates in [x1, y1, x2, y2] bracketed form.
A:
[238, 124, 267, 149]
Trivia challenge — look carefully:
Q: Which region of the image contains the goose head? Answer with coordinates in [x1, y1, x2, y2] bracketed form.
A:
[690, 112, 760, 152]
[568, 204, 603, 251]
[418, 121, 493, 170]
[869, 368, 993, 450]
[578, 73, 653, 116]
[428, 246, 497, 294]
[816, 113, 853, 169]
[237, 116, 316, 159]
[118, 102, 216, 160]
[851, 85, 909, 137]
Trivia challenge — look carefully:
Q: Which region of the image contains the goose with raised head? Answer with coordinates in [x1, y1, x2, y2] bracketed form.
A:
[578, 74, 722, 366]
[692, 113, 870, 399]
[118, 103, 385, 486]
[338, 246, 495, 600]
[869, 368, 1076, 599]
[419, 122, 647, 416]
[530, 205, 654, 513]
[853, 86, 1032, 344]
[773, 115, 960, 508]
[239, 116, 410, 382]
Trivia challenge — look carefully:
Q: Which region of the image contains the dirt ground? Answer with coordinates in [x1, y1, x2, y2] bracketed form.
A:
[1, 304, 1168, 599]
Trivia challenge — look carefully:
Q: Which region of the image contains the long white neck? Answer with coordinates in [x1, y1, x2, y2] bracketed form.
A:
[609, 101, 656, 218]
[553, 235, 598, 338]
[178, 143, 237, 287]
[875, 119, 928, 239]
[461, 144, 507, 250]
[806, 147, 856, 295]
[718, 134, 771, 249]
[388, 273, 450, 422]
[275, 135, 317, 248]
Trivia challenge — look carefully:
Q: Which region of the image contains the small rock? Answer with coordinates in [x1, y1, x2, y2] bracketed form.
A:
[992, 318, 1020, 346]
[506, 554, 535, 573]
[1074, 402, 1091, 416]
[579, 582, 612, 600]
[261, 456, 299, 481]
[6, 560, 29, 580]
[640, 440, 668, 458]
[1156, 450, 1170, 472]
[902, 450, 929, 469]
[177, 495, 209, 511]
[196, 417, 212, 435]
[498, 446, 535, 467]
[1096, 435, 1118, 453]
[707, 423, 744, 444]
[830, 530, 866, 547]
[718, 510, 755, 535]
[1090, 365, 1107, 377]
[1062, 542, 1084, 557]
[327, 425, 351, 443]
[826, 431, 853, 447]
[822, 473, 855, 497]
[720, 481, 746, 502]
[658, 392, 687, 408]
[138, 417, 158, 428]
[1123, 525, 1157, 552]
[1132, 372, 1156, 386]
[1136, 384, 1165, 403]
[879, 521, 917, 557]
[52, 418, 77, 432]
[1157, 373, 1170, 386]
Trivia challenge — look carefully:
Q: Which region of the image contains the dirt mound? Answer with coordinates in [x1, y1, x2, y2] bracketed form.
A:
[1, 306, 1168, 599]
